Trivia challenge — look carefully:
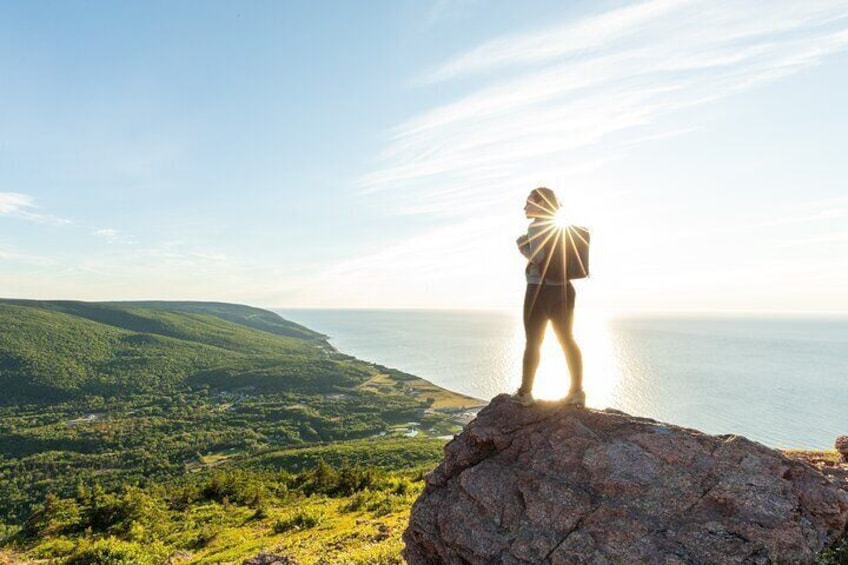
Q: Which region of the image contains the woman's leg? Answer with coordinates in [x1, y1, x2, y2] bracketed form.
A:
[550, 283, 583, 392]
[521, 285, 547, 394]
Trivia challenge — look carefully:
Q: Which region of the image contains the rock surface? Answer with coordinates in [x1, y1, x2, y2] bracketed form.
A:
[837, 436, 848, 463]
[404, 395, 848, 565]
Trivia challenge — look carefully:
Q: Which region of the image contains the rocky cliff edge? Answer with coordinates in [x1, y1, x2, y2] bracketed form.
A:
[403, 395, 848, 564]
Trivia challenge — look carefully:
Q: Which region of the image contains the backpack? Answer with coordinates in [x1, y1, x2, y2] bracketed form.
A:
[537, 225, 590, 282]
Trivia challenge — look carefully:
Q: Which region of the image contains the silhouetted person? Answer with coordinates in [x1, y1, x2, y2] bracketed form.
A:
[512, 187, 584, 407]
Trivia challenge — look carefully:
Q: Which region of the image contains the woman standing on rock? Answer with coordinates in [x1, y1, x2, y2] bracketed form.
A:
[512, 187, 585, 407]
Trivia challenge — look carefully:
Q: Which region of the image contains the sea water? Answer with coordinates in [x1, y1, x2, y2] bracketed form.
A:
[276, 309, 848, 450]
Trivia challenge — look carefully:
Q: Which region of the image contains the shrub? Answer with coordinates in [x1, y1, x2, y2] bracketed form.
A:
[30, 536, 76, 558]
[191, 525, 222, 549]
[72, 485, 168, 539]
[272, 509, 323, 533]
[340, 490, 377, 513]
[22, 493, 81, 537]
[339, 490, 405, 517]
[251, 504, 270, 520]
[199, 469, 268, 507]
[370, 493, 401, 517]
[64, 536, 168, 565]
[392, 478, 413, 495]
[296, 460, 378, 497]
[817, 536, 848, 565]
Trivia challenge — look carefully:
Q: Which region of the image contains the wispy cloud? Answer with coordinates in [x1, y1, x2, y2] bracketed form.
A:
[417, 0, 695, 84]
[418, 0, 848, 84]
[305, 215, 520, 308]
[337, 1, 848, 309]
[0, 192, 70, 225]
[360, 0, 848, 218]
[92, 228, 119, 239]
[0, 193, 33, 215]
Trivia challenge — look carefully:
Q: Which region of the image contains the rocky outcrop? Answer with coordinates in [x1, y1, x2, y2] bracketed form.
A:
[404, 395, 848, 564]
[837, 436, 848, 463]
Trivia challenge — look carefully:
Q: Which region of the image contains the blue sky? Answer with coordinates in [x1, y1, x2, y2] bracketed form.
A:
[2, 0, 847, 313]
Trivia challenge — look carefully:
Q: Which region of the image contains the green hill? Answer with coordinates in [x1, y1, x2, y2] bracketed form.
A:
[0, 300, 482, 533]
[1, 299, 323, 341]
[0, 300, 334, 403]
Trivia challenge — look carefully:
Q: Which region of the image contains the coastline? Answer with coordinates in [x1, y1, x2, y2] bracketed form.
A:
[275, 308, 848, 451]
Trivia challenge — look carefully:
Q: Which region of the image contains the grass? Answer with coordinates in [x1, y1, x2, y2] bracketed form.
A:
[247, 438, 445, 473]
[48, 488, 416, 564]
[6, 439, 443, 564]
[359, 371, 483, 411]
[198, 449, 243, 467]
[783, 449, 842, 465]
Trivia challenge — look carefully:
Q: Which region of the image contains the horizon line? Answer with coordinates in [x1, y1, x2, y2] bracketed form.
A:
[3, 297, 846, 318]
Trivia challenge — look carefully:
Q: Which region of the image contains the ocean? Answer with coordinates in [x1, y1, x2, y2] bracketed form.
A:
[275, 309, 847, 450]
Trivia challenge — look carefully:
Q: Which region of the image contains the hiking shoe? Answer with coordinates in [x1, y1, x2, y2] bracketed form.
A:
[510, 390, 535, 406]
[563, 389, 586, 408]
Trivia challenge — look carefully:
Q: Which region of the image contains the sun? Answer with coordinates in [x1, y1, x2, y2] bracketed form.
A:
[553, 207, 569, 229]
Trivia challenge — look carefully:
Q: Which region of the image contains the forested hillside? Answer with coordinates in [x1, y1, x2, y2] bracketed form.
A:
[0, 300, 481, 563]
[0, 300, 329, 402]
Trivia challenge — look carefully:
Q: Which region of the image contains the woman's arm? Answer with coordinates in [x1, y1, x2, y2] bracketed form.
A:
[520, 223, 550, 264]
[517, 234, 532, 259]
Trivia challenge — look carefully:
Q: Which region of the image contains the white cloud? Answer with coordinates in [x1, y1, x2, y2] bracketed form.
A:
[0, 192, 70, 225]
[0, 193, 36, 215]
[92, 228, 119, 239]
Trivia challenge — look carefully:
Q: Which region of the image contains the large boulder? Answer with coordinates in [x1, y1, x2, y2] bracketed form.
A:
[404, 395, 848, 564]
[836, 436, 848, 463]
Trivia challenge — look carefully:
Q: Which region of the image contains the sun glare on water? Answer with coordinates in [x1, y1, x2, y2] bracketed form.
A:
[521, 311, 619, 408]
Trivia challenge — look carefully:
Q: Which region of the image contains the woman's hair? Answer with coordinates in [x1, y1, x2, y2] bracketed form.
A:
[528, 187, 561, 214]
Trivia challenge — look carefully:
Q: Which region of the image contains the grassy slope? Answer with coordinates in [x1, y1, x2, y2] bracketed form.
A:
[8, 457, 436, 565]
[0, 301, 482, 538]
